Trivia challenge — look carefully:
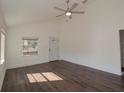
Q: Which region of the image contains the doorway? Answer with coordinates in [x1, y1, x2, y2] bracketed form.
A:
[119, 30, 124, 72]
[49, 36, 59, 62]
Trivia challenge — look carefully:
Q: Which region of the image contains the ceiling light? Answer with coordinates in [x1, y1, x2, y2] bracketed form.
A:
[66, 12, 72, 16]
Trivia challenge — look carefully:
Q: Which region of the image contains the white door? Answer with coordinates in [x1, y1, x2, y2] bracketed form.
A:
[49, 37, 59, 61]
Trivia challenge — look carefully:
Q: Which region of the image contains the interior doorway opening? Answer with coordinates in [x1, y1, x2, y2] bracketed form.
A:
[49, 36, 59, 62]
[119, 30, 124, 73]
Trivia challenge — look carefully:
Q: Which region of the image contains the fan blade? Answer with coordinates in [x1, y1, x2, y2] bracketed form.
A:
[66, 0, 69, 11]
[69, 3, 78, 11]
[56, 13, 65, 17]
[67, 0, 69, 4]
[54, 7, 66, 12]
[82, 0, 88, 4]
[71, 11, 85, 14]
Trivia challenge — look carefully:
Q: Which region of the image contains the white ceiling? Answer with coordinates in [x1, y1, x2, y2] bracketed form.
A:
[0, 0, 86, 27]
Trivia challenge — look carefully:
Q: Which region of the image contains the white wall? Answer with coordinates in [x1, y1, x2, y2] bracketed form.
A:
[0, 11, 7, 90]
[6, 0, 124, 76]
[6, 21, 59, 69]
[59, 0, 124, 75]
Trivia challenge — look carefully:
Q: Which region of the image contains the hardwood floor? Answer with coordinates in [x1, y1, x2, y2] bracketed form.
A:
[2, 60, 124, 92]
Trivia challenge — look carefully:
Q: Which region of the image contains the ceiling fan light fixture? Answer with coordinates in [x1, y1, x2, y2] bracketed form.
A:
[66, 12, 72, 16]
[54, 0, 85, 19]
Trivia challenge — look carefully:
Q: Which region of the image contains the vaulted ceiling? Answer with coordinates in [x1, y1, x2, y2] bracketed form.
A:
[0, 0, 86, 27]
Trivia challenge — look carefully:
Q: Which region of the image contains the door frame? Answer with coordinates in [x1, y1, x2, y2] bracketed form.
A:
[119, 30, 124, 74]
[49, 36, 59, 62]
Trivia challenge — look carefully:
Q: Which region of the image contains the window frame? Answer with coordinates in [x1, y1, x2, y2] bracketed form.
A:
[22, 38, 38, 56]
[0, 31, 5, 65]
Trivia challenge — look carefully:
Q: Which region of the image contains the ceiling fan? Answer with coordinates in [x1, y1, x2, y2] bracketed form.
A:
[54, 0, 87, 19]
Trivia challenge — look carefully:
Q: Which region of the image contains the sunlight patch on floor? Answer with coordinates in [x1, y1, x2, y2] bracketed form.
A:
[27, 74, 36, 83]
[42, 72, 63, 81]
[27, 72, 63, 83]
[32, 73, 48, 82]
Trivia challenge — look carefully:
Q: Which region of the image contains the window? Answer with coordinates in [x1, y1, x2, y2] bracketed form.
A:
[22, 38, 38, 56]
[1, 32, 5, 64]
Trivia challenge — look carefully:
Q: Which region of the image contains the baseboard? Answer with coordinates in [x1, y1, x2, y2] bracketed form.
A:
[60, 60, 121, 76]
[49, 60, 60, 62]
[6, 60, 121, 77]
[7, 61, 49, 70]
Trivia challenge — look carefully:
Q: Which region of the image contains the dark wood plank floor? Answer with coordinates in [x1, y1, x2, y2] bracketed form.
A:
[2, 60, 124, 92]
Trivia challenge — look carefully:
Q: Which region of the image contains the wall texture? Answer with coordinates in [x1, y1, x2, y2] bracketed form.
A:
[6, 21, 59, 69]
[59, 0, 124, 75]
